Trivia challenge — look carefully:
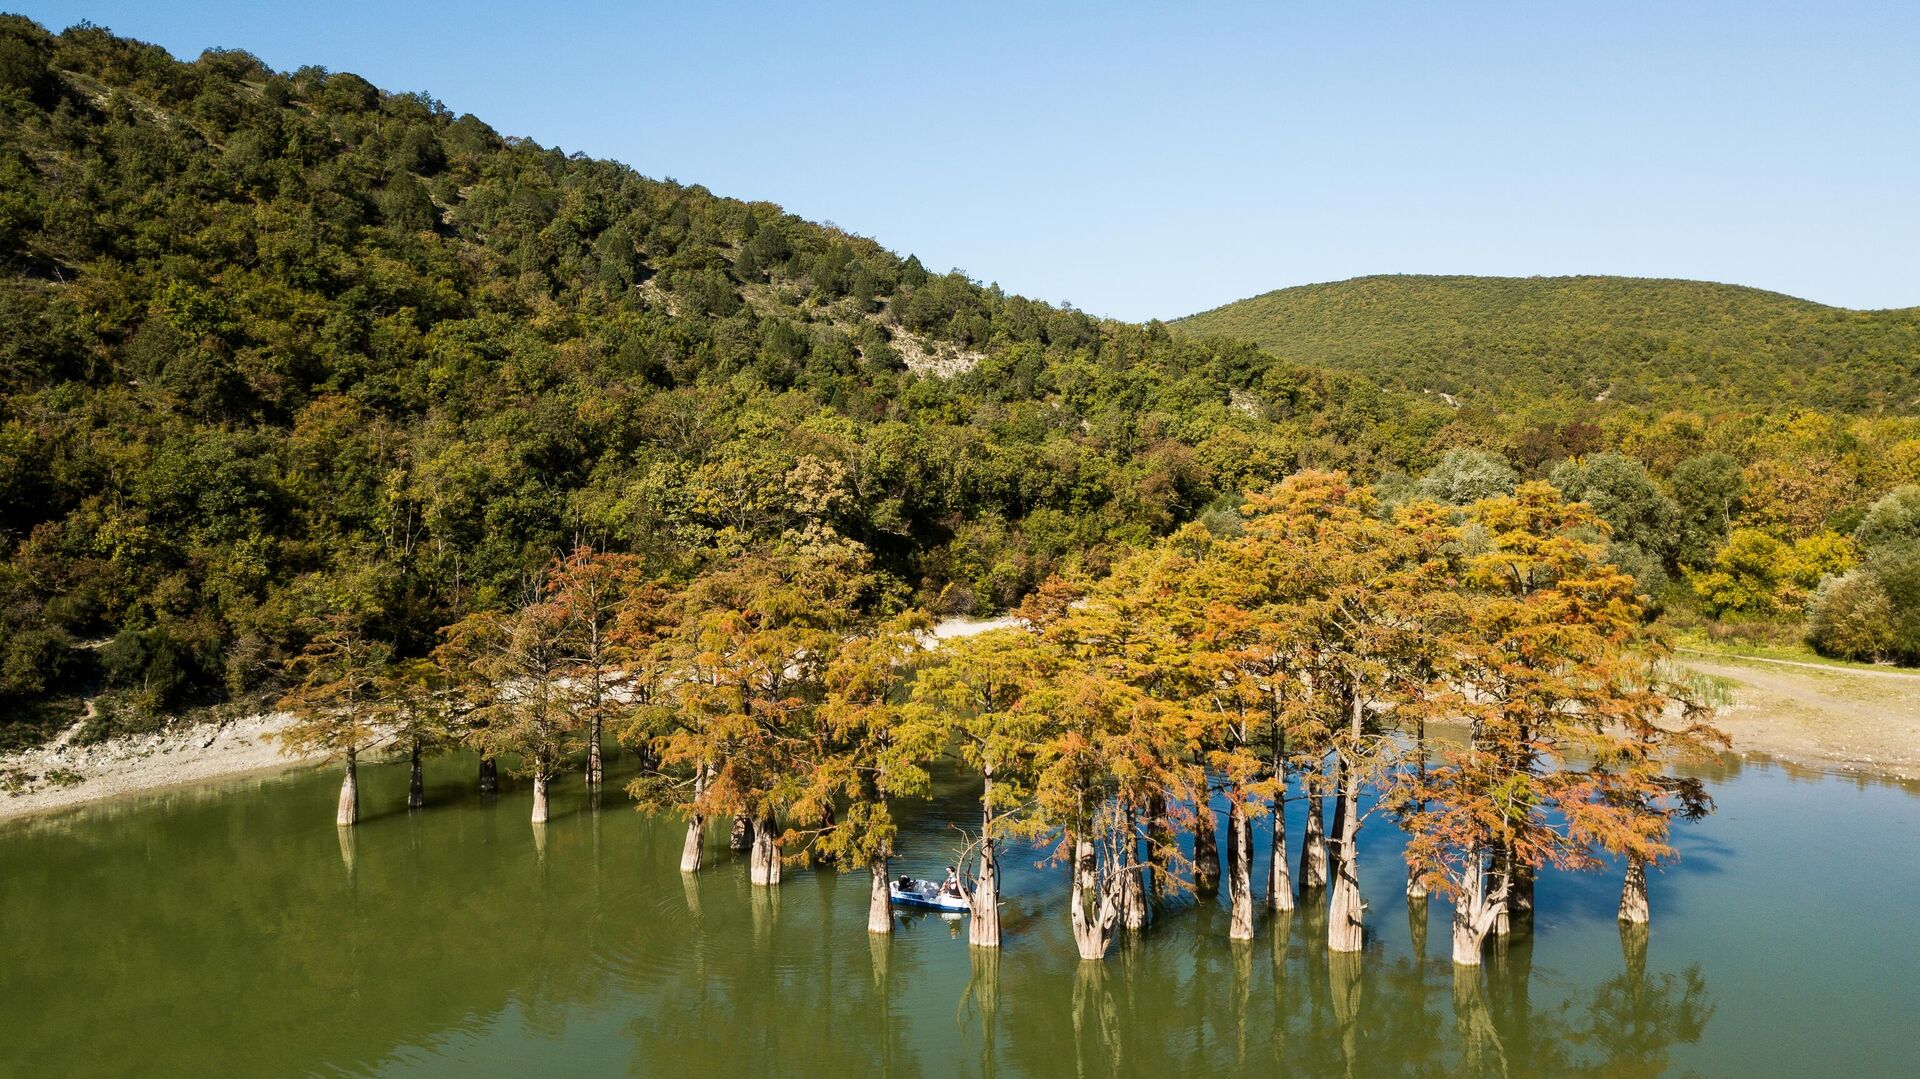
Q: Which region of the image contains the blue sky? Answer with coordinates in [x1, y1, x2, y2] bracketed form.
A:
[11, 2, 1919, 318]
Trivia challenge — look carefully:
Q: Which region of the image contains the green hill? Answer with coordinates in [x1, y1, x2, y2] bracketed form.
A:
[0, 17, 1450, 733]
[1173, 275, 1920, 413]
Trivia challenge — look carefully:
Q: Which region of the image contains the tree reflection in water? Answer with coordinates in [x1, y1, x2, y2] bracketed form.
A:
[983, 907, 1712, 1077]
[0, 755, 1724, 1078]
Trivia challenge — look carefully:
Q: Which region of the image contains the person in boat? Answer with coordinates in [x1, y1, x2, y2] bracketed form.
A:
[941, 866, 961, 897]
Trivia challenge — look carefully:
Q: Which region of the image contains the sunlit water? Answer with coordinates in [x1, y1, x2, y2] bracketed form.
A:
[3, 751, 1917, 1077]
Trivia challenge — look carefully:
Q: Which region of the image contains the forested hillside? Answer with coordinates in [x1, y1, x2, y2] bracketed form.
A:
[1174, 275, 1920, 412]
[3, 18, 1918, 746]
[0, 17, 1451, 740]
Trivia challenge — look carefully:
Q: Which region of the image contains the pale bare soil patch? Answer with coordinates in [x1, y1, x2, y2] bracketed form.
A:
[1676, 650, 1920, 782]
[0, 711, 321, 823]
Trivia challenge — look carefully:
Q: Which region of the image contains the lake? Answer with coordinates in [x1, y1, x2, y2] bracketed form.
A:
[2, 751, 1917, 1077]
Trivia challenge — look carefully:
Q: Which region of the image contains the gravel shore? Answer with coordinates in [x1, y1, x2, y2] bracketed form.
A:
[0, 712, 326, 822]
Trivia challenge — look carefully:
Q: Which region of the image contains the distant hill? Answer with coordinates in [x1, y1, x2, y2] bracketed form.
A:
[1172, 275, 1920, 413]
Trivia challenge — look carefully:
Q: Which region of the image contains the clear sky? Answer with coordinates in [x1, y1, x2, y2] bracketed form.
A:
[10, 1, 1919, 319]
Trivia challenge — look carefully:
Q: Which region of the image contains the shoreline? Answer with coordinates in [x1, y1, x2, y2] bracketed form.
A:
[6, 628, 1917, 824]
[0, 711, 328, 823]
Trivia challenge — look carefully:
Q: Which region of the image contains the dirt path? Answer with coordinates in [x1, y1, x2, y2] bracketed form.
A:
[1677, 652, 1920, 782]
[1675, 647, 1920, 683]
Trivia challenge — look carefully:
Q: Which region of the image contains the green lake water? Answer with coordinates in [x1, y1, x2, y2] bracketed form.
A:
[3, 752, 1918, 1078]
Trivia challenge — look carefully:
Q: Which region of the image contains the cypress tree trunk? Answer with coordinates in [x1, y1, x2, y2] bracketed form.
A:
[1267, 791, 1293, 912]
[1618, 855, 1650, 924]
[336, 745, 359, 827]
[1492, 845, 1513, 937]
[586, 713, 604, 787]
[1327, 755, 1349, 882]
[971, 772, 1001, 948]
[530, 768, 550, 825]
[971, 834, 1001, 947]
[1121, 805, 1149, 931]
[1450, 846, 1504, 966]
[1069, 835, 1110, 961]
[1228, 798, 1254, 940]
[407, 741, 424, 810]
[868, 856, 892, 934]
[1326, 759, 1365, 953]
[1452, 890, 1486, 966]
[730, 812, 754, 851]
[680, 812, 706, 873]
[1299, 788, 1328, 892]
[1194, 791, 1220, 897]
[478, 754, 499, 795]
[1409, 888, 1430, 957]
[679, 767, 708, 874]
[1511, 859, 1536, 927]
[1148, 793, 1175, 901]
[1407, 718, 1429, 901]
[749, 810, 782, 886]
[1267, 732, 1293, 912]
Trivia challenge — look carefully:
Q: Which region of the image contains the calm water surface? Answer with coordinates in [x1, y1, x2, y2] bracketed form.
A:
[3, 752, 1917, 1078]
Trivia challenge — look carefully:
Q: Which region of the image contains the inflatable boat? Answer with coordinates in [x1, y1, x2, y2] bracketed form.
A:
[888, 875, 970, 913]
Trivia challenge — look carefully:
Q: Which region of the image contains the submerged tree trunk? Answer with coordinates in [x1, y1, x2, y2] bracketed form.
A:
[1299, 787, 1328, 893]
[1510, 859, 1536, 927]
[730, 812, 754, 851]
[971, 835, 1001, 947]
[1618, 855, 1650, 924]
[679, 767, 709, 874]
[336, 746, 360, 827]
[1148, 793, 1175, 901]
[1268, 733, 1294, 912]
[406, 741, 425, 810]
[749, 810, 782, 886]
[1451, 846, 1506, 966]
[1228, 798, 1254, 941]
[1121, 805, 1149, 931]
[1452, 894, 1486, 967]
[971, 771, 1001, 948]
[530, 768, 550, 825]
[1407, 717, 1430, 902]
[478, 754, 499, 796]
[1194, 789, 1220, 897]
[1326, 757, 1365, 953]
[1069, 835, 1115, 961]
[868, 856, 892, 934]
[1327, 755, 1349, 885]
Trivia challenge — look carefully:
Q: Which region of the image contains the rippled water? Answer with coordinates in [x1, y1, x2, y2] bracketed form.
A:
[2, 752, 1917, 1077]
